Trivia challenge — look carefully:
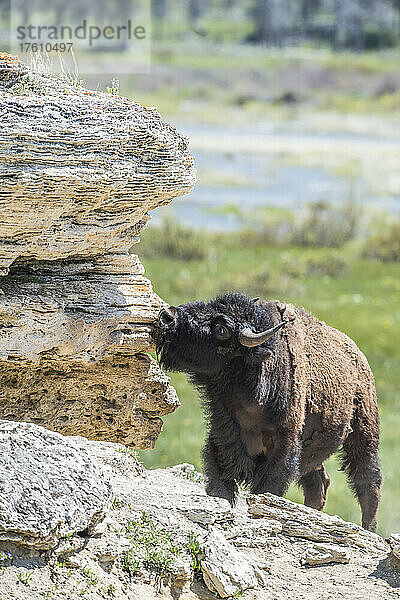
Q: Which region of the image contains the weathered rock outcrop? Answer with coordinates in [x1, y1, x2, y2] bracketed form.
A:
[0, 423, 398, 600]
[0, 421, 111, 550]
[0, 52, 195, 273]
[0, 53, 195, 447]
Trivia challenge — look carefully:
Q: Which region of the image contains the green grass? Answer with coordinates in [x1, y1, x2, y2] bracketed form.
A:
[138, 231, 400, 537]
[122, 512, 182, 577]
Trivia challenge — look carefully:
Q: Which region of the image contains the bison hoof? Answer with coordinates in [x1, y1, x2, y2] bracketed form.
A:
[206, 481, 238, 507]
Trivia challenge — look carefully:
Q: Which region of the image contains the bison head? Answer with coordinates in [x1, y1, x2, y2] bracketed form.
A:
[152, 292, 286, 375]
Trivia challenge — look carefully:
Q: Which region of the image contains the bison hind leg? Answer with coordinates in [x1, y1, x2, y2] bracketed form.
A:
[299, 464, 330, 510]
[340, 416, 382, 532]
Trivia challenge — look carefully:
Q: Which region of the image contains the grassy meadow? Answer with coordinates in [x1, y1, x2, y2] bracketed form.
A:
[137, 214, 400, 538]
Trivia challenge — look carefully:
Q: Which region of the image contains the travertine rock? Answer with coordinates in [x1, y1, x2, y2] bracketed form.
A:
[387, 535, 400, 570]
[0, 54, 195, 447]
[0, 352, 178, 447]
[300, 543, 351, 566]
[0, 446, 398, 600]
[246, 493, 388, 554]
[0, 54, 195, 273]
[201, 528, 258, 597]
[0, 421, 111, 550]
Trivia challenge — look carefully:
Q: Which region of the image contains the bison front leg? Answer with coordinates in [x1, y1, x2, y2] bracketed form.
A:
[203, 403, 256, 506]
[202, 437, 239, 506]
[251, 432, 301, 497]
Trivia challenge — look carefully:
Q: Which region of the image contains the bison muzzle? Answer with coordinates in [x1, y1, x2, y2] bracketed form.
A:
[152, 292, 382, 531]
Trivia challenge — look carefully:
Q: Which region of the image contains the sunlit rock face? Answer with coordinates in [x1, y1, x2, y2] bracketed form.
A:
[0, 437, 395, 600]
[0, 53, 195, 447]
[0, 52, 195, 273]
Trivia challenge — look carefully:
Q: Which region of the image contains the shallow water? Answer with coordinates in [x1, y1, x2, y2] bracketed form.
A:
[151, 122, 400, 230]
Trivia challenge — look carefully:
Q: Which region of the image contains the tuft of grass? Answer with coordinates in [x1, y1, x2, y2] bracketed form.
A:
[363, 222, 400, 263]
[81, 567, 98, 586]
[122, 551, 141, 578]
[117, 446, 140, 459]
[112, 497, 130, 510]
[122, 512, 182, 578]
[186, 532, 202, 573]
[106, 78, 120, 95]
[17, 571, 33, 585]
[43, 585, 59, 600]
[181, 469, 204, 484]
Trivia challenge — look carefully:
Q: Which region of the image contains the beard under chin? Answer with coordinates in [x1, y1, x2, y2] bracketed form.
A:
[157, 344, 188, 372]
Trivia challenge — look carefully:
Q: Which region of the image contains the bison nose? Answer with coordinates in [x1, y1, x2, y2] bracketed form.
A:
[159, 306, 177, 325]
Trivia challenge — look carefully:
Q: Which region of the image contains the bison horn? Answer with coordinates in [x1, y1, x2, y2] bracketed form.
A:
[239, 321, 286, 347]
[159, 306, 177, 324]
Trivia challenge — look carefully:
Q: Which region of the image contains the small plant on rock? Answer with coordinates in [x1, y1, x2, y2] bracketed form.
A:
[0, 550, 12, 563]
[17, 570, 33, 585]
[122, 512, 182, 578]
[112, 497, 129, 510]
[106, 78, 120, 95]
[82, 567, 98, 586]
[187, 532, 202, 573]
[117, 446, 140, 460]
[43, 584, 59, 599]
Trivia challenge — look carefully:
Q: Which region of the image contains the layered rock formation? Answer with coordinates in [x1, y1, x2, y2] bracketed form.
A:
[0, 53, 196, 447]
[0, 421, 112, 550]
[0, 423, 398, 600]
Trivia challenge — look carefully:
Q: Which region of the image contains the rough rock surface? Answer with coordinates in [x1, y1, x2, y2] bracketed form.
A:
[300, 543, 351, 566]
[0, 53, 195, 272]
[0, 54, 194, 447]
[0, 349, 178, 448]
[0, 432, 398, 600]
[246, 494, 387, 554]
[201, 528, 258, 597]
[0, 421, 111, 550]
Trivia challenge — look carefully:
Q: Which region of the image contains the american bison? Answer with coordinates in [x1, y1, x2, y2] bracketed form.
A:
[152, 292, 382, 531]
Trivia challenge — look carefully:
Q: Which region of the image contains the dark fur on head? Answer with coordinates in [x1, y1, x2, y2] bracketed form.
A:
[152, 292, 382, 532]
[154, 292, 279, 374]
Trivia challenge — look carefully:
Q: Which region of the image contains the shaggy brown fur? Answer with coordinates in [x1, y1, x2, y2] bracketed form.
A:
[154, 293, 382, 531]
[276, 300, 381, 530]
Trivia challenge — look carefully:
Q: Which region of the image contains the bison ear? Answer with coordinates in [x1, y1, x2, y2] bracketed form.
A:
[158, 305, 177, 325]
[251, 297, 260, 303]
[167, 305, 177, 317]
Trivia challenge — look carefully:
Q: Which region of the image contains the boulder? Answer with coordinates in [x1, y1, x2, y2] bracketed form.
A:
[0, 53, 195, 273]
[0, 421, 111, 550]
[200, 528, 258, 597]
[0, 54, 195, 447]
[246, 492, 388, 554]
[0, 442, 398, 599]
[300, 543, 351, 566]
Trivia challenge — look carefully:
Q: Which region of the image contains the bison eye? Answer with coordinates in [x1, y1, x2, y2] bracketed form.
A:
[213, 323, 231, 341]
